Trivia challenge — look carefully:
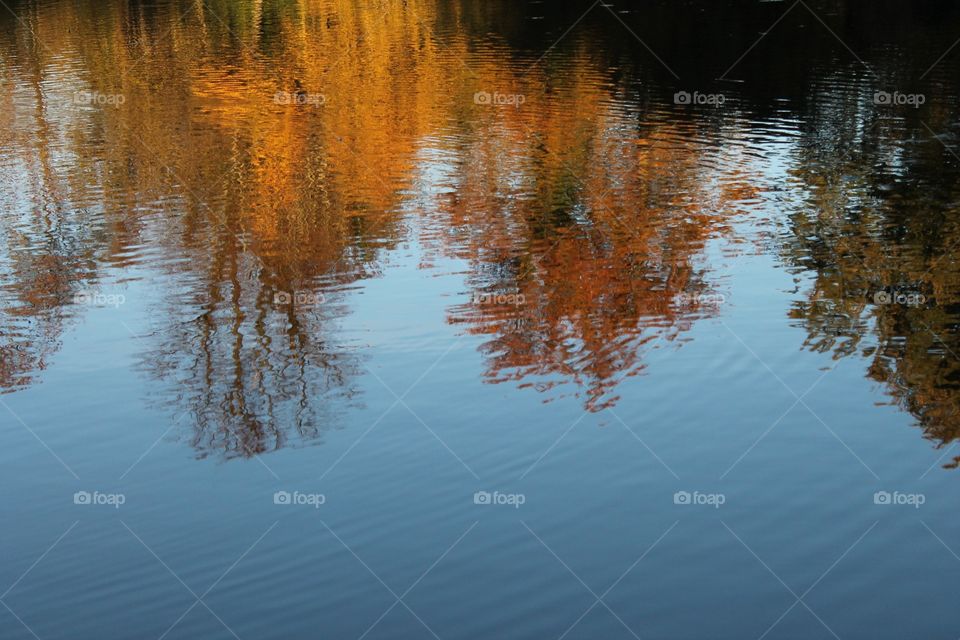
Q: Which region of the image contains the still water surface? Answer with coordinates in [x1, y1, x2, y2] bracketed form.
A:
[3, 0, 960, 637]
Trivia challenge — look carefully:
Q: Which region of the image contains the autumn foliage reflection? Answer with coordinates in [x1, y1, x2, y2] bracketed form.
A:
[0, 0, 418, 457]
[0, 0, 753, 435]
[434, 85, 755, 409]
[782, 108, 960, 469]
[5, 0, 960, 464]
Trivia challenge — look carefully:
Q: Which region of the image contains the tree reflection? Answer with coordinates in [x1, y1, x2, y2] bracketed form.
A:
[0, 0, 411, 458]
[782, 103, 960, 468]
[4, 0, 960, 464]
[433, 95, 757, 409]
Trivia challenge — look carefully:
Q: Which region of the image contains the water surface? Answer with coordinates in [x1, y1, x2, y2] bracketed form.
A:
[3, 1, 960, 638]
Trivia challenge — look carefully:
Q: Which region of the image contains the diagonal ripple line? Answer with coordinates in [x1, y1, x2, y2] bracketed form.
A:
[400, 521, 479, 599]
[722, 396, 803, 480]
[719, 0, 800, 80]
[911, 322, 960, 363]
[521, 521, 643, 640]
[250, 453, 282, 480]
[921, 521, 960, 563]
[319, 520, 404, 600]
[798, 398, 880, 480]
[919, 442, 957, 480]
[724, 524, 830, 640]
[799, 521, 879, 599]
[720, 320, 799, 398]
[200, 522, 280, 599]
[519, 409, 592, 480]
[318, 397, 402, 482]
[358, 522, 479, 640]
[723, 520, 877, 640]
[720, 320, 880, 480]
[197, 604, 242, 640]
[558, 520, 680, 640]
[721, 365, 835, 479]
[158, 601, 201, 640]
[1, 521, 80, 600]
[922, 121, 960, 165]
[605, 407, 680, 479]
[119, 411, 189, 480]
[320, 335, 466, 481]
[1, 397, 80, 479]
[122, 520, 278, 640]
[403, 335, 468, 398]
[920, 35, 960, 79]
[122, 520, 202, 599]
[599, 2, 680, 79]
[364, 365, 480, 479]
[798, 1, 877, 79]
[322, 520, 478, 640]
[1, 600, 42, 640]
[521, 0, 602, 77]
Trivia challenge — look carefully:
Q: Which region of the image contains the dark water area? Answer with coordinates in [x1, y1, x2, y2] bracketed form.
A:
[3, 0, 960, 638]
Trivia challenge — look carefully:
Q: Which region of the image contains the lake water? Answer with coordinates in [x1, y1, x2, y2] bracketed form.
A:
[3, 0, 960, 638]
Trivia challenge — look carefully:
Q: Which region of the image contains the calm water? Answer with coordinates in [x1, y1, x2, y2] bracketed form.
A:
[3, 0, 960, 637]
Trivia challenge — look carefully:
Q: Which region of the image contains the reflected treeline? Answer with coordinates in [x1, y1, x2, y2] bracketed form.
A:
[0, 0, 422, 457]
[4, 0, 960, 461]
[424, 75, 757, 408]
[782, 105, 960, 469]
